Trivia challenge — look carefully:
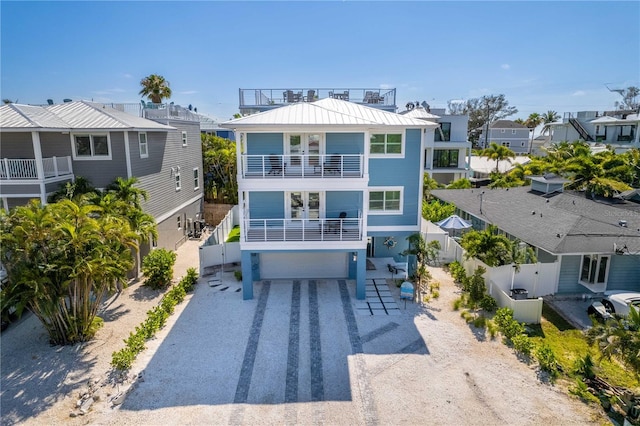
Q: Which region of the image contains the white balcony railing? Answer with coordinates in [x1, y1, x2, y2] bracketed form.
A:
[1, 156, 73, 180]
[242, 154, 363, 179]
[244, 217, 363, 243]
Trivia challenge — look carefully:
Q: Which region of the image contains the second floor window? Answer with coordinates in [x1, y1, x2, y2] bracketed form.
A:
[370, 133, 402, 156]
[175, 169, 181, 191]
[193, 167, 200, 190]
[369, 188, 402, 213]
[501, 141, 511, 147]
[434, 122, 451, 142]
[73, 134, 110, 159]
[139, 133, 148, 158]
[182, 131, 188, 146]
[433, 149, 459, 168]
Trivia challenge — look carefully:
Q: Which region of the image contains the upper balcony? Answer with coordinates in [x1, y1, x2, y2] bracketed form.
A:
[244, 216, 363, 244]
[241, 153, 363, 179]
[1, 156, 73, 182]
[239, 88, 397, 114]
[102, 102, 201, 122]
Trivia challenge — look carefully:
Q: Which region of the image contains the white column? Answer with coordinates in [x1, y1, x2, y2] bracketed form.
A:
[31, 131, 46, 204]
[123, 131, 132, 178]
[2, 198, 8, 211]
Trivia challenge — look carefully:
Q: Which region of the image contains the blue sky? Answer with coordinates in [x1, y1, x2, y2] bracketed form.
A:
[2, 1, 639, 121]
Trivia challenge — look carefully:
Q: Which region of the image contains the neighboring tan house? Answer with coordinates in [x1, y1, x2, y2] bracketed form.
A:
[478, 120, 530, 153]
[221, 98, 437, 300]
[547, 110, 640, 153]
[0, 101, 204, 252]
[432, 177, 640, 296]
[400, 104, 471, 185]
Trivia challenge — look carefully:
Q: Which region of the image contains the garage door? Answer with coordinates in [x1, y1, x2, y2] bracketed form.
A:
[260, 252, 348, 279]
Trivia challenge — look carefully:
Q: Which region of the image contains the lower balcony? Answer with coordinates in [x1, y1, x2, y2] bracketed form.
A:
[244, 217, 362, 242]
[0, 156, 73, 181]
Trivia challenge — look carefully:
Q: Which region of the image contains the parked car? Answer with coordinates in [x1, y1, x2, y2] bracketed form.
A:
[588, 291, 640, 321]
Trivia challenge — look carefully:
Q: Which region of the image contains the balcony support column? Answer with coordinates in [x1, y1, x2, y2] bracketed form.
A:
[31, 131, 46, 204]
[351, 249, 367, 300]
[241, 250, 254, 300]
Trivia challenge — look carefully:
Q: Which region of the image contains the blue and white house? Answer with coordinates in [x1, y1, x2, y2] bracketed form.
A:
[221, 98, 437, 299]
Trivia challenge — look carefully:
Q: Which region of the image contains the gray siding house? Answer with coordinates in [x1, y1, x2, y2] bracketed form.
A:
[478, 120, 530, 153]
[432, 177, 640, 295]
[0, 101, 204, 252]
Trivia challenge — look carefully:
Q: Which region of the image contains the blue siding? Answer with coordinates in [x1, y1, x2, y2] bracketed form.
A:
[326, 133, 364, 154]
[368, 128, 422, 227]
[369, 232, 412, 259]
[249, 192, 284, 218]
[607, 255, 640, 291]
[557, 255, 585, 294]
[326, 191, 362, 218]
[247, 133, 283, 155]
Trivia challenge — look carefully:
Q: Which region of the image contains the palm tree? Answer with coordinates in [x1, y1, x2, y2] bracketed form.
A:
[480, 142, 516, 174]
[524, 113, 543, 153]
[139, 74, 172, 104]
[106, 177, 148, 210]
[540, 110, 561, 136]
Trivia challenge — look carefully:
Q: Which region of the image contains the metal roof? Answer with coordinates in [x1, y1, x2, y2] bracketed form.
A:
[221, 98, 437, 128]
[399, 106, 441, 120]
[0, 101, 174, 131]
[432, 186, 640, 254]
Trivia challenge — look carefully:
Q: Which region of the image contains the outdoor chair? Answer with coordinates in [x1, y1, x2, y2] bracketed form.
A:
[267, 155, 284, 175]
[327, 212, 347, 234]
[323, 155, 341, 175]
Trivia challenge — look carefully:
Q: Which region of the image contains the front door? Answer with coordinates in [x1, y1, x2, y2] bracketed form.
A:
[287, 191, 322, 224]
[286, 134, 322, 171]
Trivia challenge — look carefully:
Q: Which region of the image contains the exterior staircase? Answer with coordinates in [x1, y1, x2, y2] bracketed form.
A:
[568, 117, 594, 141]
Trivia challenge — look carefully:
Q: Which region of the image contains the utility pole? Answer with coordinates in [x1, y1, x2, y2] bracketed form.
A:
[484, 99, 490, 149]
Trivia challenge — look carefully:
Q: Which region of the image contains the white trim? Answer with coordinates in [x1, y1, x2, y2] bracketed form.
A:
[138, 132, 149, 159]
[0, 193, 42, 198]
[154, 194, 202, 223]
[193, 167, 200, 190]
[368, 131, 405, 158]
[175, 169, 182, 191]
[177, 215, 182, 230]
[124, 132, 132, 178]
[367, 225, 420, 232]
[181, 131, 188, 147]
[368, 186, 403, 215]
[70, 132, 112, 160]
[578, 254, 611, 290]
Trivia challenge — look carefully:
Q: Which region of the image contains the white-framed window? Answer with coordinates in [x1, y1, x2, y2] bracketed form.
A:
[139, 132, 148, 158]
[71, 133, 111, 160]
[369, 187, 403, 214]
[501, 141, 511, 147]
[177, 216, 182, 230]
[181, 131, 188, 147]
[512, 129, 517, 134]
[193, 167, 200, 190]
[579, 254, 610, 286]
[521, 142, 525, 147]
[370, 133, 404, 157]
[175, 169, 181, 191]
[501, 129, 506, 133]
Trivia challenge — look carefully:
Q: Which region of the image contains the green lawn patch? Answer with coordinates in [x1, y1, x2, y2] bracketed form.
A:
[529, 303, 639, 390]
[225, 226, 240, 243]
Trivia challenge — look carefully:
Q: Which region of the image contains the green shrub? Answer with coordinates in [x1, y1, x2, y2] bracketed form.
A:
[486, 320, 499, 339]
[142, 249, 177, 289]
[453, 297, 464, 311]
[460, 310, 474, 323]
[493, 307, 515, 329]
[431, 290, 440, 299]
[512, 334, 534, 357]
[182, 267, 198, 292]
[234, 270, 242, 281]
[479, 295, 498, 312]
[569, 379, 599, 403]
[573, 353, 595, 379]
[535, 344, 559, 378]
[467, 266, 487, 303]
[473, 316, 487, 328]
[449, 261, 466, 283]
[111, 347, 137, 371]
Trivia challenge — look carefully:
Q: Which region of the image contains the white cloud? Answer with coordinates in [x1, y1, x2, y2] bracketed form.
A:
[572, 90, 586, 96]
[122, 73, 133, 79]
[379, 83, 393, 90]
[179, 90, 198, 95]
[501, 64, 510, 70]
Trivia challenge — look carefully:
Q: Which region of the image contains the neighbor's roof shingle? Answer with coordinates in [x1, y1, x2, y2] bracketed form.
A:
[221, 98, 437, 128]
[490, 120, 527, 129]
[432, 186, 640, 254]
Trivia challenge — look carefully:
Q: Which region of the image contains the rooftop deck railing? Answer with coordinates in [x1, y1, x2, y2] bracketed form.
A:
[242, 154, 363, 179]
[239, 88, 396, 110]
[1, 156, 73, 180]
[243, 217, 363, 243]
[100, 102, 200, 121]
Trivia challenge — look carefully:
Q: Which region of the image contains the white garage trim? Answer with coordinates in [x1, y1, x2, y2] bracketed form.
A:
[260, 252, 348, 279]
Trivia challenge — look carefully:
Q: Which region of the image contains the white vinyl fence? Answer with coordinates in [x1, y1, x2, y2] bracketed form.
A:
[199, 205, 242, 275]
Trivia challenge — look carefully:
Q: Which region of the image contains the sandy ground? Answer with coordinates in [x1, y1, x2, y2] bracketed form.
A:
[1, 248, 606, 426]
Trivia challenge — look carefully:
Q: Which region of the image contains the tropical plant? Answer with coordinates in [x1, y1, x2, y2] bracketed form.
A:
[446, 178, 472, 189]
[0, 199, 137, 345]
[141, 248, 176, 290]
[463, 266, 487, 304]
[48, 176, 97, 203]
[423, 174, 442, 200]
[202, 134, 238, 204]
[422, 199, 455, 222]
[139, 74, 172, 104]
[460, 225, 513, 267]
[462, 94, 519, 144]
[480, 142, 516, 174]
[402, 233, 432, 300]
[523, 112, 543, 153]
[585, 306, 640, 377]
[540, 110, 561, 136]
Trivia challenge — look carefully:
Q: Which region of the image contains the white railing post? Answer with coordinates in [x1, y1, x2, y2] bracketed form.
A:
[3, 158, 9, 180]
[67, 156, 73, 176]
[52, 156, 58, 177]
